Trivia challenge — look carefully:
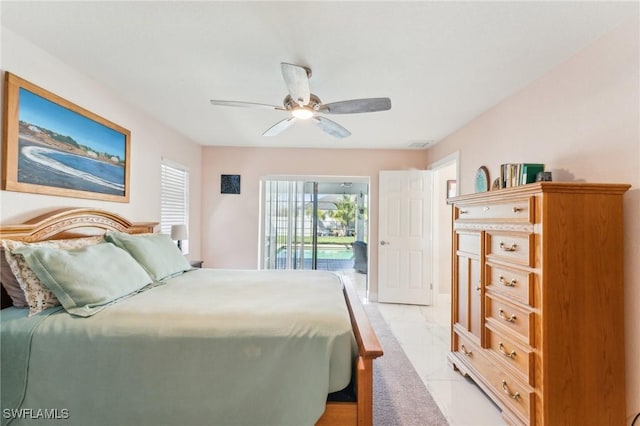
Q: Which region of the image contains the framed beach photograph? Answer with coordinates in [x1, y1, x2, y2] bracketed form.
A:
[2, 72, 130, 202]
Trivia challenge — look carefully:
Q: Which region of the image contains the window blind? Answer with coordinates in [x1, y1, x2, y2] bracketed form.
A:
[161, 160, 189, 253]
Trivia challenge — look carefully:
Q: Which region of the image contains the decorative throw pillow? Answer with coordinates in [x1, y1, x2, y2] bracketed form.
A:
[14, 243, 152, 317]
[1, 236, 105, 316]
[1, 247, 28, 307]
[104, 231, 192, 281]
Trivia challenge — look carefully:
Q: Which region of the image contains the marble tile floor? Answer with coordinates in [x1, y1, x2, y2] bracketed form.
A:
[341, 270, 507, 426]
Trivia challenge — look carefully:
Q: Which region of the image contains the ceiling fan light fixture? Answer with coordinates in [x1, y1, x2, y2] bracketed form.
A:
[210, 63, 391, 138]
[291, 107, 314, 120]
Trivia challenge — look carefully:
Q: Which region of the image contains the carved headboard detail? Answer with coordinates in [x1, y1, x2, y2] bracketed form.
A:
[0, 208, 158, 309]
[0, 208, 158, 242]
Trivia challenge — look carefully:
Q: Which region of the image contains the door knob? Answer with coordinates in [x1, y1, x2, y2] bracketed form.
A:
[380, 240, 390, 245]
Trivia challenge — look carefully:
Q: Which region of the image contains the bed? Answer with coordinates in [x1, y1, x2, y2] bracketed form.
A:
[0, 208, 382, 426]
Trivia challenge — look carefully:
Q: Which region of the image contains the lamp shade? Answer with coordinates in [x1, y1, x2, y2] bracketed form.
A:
[171, 224, 188, 241]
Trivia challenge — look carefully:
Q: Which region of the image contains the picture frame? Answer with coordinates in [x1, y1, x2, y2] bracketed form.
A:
[446, 179, 457, 199]
[221, 174, 241, 194]
[2, 72, 131, 202]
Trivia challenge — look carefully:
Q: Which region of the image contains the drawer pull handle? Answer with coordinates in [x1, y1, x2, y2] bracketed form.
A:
[501, 380, 520, 400]
[498, 308, 517, 323]
[459, 209, 469, 214]
[460, 344, 473, 357]
[483, 207, 490, 211]
[499, 241, 518, 252]
[512, 207, 523, 213]
[499, 275, 517, 287]
[498, 342, 517, 359]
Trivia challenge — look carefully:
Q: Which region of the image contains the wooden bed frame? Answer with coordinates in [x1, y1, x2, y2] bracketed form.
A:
[0, 208, 383, 426]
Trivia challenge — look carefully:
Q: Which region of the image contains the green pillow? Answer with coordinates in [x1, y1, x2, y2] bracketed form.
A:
[104, 231, 192, 281]
[13, 243, 152, 317]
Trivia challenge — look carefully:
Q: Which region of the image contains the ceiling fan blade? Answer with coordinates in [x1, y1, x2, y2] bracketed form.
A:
[319, 97, 391, 114]
[281, 63, 311, 107]
[210, 100, 285, 111]
[312, 116, 351, 138]
[263, 117, 297, 137]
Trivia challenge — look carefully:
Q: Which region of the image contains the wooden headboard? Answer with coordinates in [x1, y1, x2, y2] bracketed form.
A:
[0, 208, 157, 242]
[0, 208, 158, 308]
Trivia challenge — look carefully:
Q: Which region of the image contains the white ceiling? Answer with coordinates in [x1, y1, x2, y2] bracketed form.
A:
[1, 1, 635, 150]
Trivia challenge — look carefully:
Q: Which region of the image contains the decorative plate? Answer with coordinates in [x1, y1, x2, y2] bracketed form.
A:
[475, 166, 490, 192]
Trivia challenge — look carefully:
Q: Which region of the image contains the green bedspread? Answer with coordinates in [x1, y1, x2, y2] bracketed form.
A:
[1, 269, 356, 426]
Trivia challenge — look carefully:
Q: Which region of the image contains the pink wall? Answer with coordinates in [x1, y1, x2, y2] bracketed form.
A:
[0, 28, 203, 261]
[426, 18, 640, 419]
[201, 147, 428, 299]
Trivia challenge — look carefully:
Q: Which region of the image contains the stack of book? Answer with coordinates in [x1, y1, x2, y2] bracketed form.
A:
[500, 163, 545, 188]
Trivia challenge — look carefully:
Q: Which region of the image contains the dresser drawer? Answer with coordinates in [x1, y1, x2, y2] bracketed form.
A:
[457, 331, 534, 423]
[456, 231, 481, 255]
[486, 263, 534, 306]
[484, 365, 534, 423]
[486, 232, 534, 267]
[485, 323, 534, 386]
[456, 198, 532, 222]
[452, 330, 483, 372]
[486, 294, 534, 345]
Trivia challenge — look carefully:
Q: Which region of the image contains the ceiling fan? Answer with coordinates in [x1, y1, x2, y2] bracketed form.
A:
[209, 63, 391, 138]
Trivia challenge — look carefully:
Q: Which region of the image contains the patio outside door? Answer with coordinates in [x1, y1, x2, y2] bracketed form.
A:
[260, 178, 368, 272]
[261, 180, 317, 270]
[378, 170, 433, 305]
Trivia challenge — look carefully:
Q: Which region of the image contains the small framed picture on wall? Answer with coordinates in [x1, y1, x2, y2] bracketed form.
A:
[446, 180, 457, 199]
[221, 174, 241, 194]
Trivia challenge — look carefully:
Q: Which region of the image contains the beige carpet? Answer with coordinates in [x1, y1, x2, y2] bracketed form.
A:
[366, 304, 449, 426]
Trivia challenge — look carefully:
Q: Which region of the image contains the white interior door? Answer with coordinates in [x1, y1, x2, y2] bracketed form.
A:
[378, 170, 433, 305]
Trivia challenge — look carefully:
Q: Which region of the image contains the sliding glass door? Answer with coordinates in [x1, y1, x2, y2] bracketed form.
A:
[262, 180, 316, 270]
[260, 177, 368, 271]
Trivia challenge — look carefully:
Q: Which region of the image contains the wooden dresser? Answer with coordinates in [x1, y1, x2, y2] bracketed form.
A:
[447, 182, 629, 425]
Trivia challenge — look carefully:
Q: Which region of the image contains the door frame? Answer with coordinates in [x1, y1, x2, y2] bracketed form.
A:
[427, 151, 459, 306]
